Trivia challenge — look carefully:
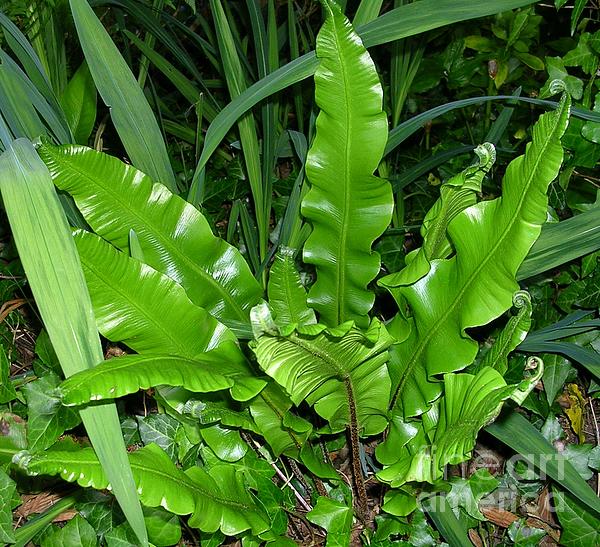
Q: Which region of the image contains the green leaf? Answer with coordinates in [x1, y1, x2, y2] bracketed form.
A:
[507, 520, 546, 546]
[445, 469, 499, 520]
[381, 143, 495, 291]
[384, 96, 570, 418]
[301, 1, 392, 327]
[0, 139, 147, 545]
[14, 443, 270, 536]
[0, 346, 17, 404]
[73, 230, 235, 356]
[519, 207, 600, 280]
[378, 364, 542, 485]
[267, 248, 316, 327]
[542, 354, 573, 405]
[195, 0, 540, 176]
[554, 490, 600, 547]
[137, 414, 181, 462]
[0, 469, 16, 544]
[486, 412, 600, 514]
[23, 373, 81, 451]
[421, 495, 471, 547]
[0, 412, 27, 464]
[68, 0, 176, 191]
[200, 424, 247, 463]
[306, 497, 352, 547]
[59, 350, 248, 406]
[39, 142, 263, 328]
[251, 306, 393, 435]
[41, 515, 97, 547]
[143, 506, 181, 547]
[59, 62, 97, 145]
[249, 383, 311, 458]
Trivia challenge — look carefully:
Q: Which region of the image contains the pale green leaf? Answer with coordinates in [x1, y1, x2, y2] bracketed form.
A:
[39, 142, 263, 327]
[251, 306, 393, 435]
[385, 97, 570, 418]
[0, 138, 146, 545]
[302, 1, 392, 327]
[73, 230, 235, 356]
[69, 0, 176, 190]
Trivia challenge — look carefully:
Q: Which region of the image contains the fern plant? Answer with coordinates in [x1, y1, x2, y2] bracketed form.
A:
[1, 1, 576, 544]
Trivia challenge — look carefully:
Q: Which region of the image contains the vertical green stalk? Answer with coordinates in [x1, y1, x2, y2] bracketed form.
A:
[209, 0, 268, 278]
[0, 139, 148, 546]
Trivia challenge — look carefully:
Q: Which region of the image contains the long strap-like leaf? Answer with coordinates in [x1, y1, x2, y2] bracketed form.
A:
[0, 139, 148, 546]
[387, 97, 570, 418]
[192, 0, 539, 181]
[302, 1, 392, 327]
[69, 0, 176, 191]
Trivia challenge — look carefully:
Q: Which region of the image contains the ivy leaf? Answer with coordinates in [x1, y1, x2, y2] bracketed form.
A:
[143, 506, 182, 547]
[41, 515, 97, 547]
[507, 520, 546, 546]
[137, 414, 181, 462]
[307, 497, 353, 547]
[542, 354, 573, 405]
[105, 522, 138, 547]
[445, 469, 499, 520]
[554, 490, 600, 547]
[76, 490, 125, 539]
[0, 346, 16, 404]
[23, 373, 81, 451]
[200, 424, 247, 463]
[562, 444, 595, 481]
[0, 469, 16, 544]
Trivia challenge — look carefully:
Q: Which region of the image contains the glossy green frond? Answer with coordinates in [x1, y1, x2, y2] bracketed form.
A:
[251, 304, 393, 435]
[59, 347, 263, 406]
[14, 443, 270, 536]
[74, 230, 235, 356]
[377, 362, 543, 486]
[387, 96, 570, 418]
[267, 248, 316, 327]
[301, 0, 393, 327]
[39, 142, 263, 327]
[381, 142, 496, 291]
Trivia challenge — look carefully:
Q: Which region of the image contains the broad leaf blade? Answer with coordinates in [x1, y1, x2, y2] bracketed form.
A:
[39, 142, 262, 326]
[302, 1, 393, 327]
[74, 230, 235, 355]
[0, 138, 147, 545]
[252, 308, 393, 436]
[59, 352, 242, 406]
[69, 0, 176, 191]
[14, 443, 270, 536]
[386, 97, 570, 418]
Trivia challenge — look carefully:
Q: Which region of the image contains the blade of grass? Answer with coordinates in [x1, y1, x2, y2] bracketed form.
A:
[207, 0, 267, 270]
[69, 0, 176, 191]
[386, 95, 600, 155]
[353, 0, 384, 26]
[421, 495, 472, 547]
[486, 411, 600, 514]
[518, 208, 600, 280]
[193, 0, 539, 176]
[0, 139, 148, 546]
[287, 0, 304, 133]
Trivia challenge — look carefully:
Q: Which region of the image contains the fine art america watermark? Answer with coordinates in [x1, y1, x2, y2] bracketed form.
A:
[415, 449, 574, 513]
